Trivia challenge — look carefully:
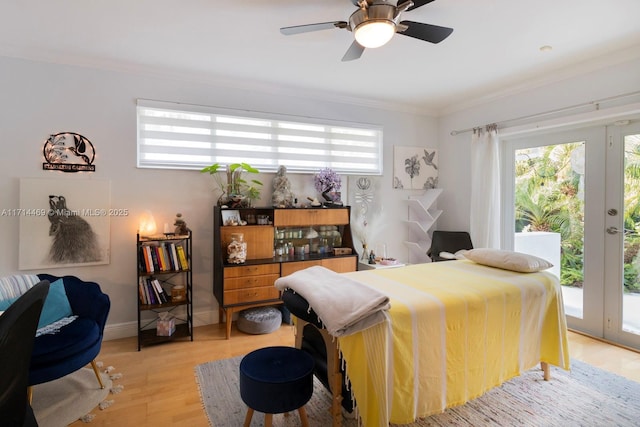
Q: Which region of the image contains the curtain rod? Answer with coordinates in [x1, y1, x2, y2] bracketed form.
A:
[449, 90, 640, 136]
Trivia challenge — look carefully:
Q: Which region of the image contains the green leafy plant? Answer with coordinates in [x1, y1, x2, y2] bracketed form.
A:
[515, 140, 640, 293]
[201, 162, 263, 207]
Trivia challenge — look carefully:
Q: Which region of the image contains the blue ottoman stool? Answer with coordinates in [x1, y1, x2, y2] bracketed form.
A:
[239, 346, 314, 427]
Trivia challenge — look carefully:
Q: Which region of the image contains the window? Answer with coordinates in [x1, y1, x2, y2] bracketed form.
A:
[137, 99, 383, 174]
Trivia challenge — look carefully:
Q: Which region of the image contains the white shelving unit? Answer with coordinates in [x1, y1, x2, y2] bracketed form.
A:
[403, 189, 443, 264]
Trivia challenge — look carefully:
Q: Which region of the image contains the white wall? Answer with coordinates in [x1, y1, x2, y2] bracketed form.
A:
[6, 54, 638, 339]
[437, 56, 640, 234]
[0, 56, 437, 339]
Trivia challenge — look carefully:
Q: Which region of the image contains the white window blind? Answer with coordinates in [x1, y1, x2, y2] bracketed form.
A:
[137, 99, 383, 174]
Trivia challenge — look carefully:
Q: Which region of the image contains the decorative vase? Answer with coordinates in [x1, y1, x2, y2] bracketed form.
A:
[227, 233, 247, 264]
[361, 244, 369, 262]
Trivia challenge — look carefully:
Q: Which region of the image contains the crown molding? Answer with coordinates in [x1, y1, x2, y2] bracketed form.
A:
[438, 44, 640, 117]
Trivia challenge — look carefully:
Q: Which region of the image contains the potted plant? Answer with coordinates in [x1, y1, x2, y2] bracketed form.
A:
[201, 162, 263, 207]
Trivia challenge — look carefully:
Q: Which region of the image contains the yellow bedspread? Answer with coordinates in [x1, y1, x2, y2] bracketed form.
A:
[337, 261, 570, 426]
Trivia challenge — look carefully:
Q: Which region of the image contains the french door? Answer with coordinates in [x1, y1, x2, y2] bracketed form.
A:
[604, 122, 640, 349]
[504, 122, 640, 350]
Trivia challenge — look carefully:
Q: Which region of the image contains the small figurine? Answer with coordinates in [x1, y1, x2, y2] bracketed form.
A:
[271, 165, 295, 208]
[307, 196, 321, 207]
[368, 250, 376, 264]
[174, 213, 190, 235]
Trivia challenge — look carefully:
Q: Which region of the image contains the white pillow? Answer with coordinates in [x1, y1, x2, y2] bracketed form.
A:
[439, 249, 469, 260]
[465, 248, 553, 273]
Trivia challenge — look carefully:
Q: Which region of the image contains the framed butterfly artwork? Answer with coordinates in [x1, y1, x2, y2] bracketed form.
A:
[393, 146, 439, 190]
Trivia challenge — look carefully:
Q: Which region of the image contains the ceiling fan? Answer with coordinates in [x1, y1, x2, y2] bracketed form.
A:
[280, 0, 453, 62]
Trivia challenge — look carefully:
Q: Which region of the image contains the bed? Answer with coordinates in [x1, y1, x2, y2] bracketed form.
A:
[276, 256, 570, 427]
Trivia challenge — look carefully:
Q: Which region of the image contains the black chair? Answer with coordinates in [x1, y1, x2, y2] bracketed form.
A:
[427, 231, 473, 262]
[0, 280, 50, 427]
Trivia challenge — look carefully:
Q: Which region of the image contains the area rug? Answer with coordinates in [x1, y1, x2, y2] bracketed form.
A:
[195, 357, 640, 427]
[31, 364, 123, 426]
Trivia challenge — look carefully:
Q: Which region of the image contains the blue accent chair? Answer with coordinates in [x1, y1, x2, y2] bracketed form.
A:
[29, 274, 110, 389]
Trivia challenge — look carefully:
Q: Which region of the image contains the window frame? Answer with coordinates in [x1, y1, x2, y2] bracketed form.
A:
[136, 99, 383, 175]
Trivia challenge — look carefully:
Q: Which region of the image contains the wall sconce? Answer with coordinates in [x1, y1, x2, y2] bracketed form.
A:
[138, 210, 157, 237]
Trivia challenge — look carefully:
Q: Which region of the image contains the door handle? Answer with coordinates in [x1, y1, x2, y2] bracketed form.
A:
[606, 227, 620, 235]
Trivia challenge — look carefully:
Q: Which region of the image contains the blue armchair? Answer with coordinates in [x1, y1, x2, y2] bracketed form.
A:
[29, 274, 110, 389]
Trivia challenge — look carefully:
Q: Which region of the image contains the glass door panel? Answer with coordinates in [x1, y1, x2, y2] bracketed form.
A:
[605, 123, 640, 349]
[514, 142, 584, 318]
[504, 128, 606, 337]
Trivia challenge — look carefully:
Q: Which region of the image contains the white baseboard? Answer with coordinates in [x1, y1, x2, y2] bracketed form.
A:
[103, 308, 219, 341]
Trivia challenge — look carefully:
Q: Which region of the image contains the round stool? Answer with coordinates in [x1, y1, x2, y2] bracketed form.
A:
[239, 346, 314, 427]
[237, 306, 282, 335]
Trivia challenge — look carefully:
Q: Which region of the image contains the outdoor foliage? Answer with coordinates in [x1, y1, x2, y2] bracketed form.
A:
[515, 141, 640, 293]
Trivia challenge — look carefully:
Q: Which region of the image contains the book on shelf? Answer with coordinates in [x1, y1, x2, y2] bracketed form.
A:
[149, 245, 160, 272]
[156, 245, 166, 271]
[168, 242, 178, 271]
[161, 243, 172, 271]
[142, 245, 154, 273]
[138, 248, 146, 272]
[140, 277, 154, 304]
[176, 245, 189, 270]
[156, 247, 163, 271]
[146, 279, 159, 305]
[151, 278, 169, 304]
[138, 277, 148, 304]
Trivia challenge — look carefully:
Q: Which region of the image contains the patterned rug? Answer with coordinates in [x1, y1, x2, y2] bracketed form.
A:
[195, 356, 640, 427]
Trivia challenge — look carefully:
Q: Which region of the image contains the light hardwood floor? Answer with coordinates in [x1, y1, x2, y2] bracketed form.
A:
[70, 325, 640, 427]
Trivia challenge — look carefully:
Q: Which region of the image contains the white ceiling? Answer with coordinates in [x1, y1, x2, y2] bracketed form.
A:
[1, 0, 640, 114]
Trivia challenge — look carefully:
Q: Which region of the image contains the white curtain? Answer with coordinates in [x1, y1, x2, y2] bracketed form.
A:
[470, 124, 501, 248]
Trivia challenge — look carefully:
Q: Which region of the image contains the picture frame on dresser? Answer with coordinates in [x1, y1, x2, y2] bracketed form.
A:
[220, 209, 240, 226]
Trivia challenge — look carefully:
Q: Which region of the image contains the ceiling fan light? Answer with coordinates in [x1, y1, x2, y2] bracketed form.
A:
[354, 20, 396, 48]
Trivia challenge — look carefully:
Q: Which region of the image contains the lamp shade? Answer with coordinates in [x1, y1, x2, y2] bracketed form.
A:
[349, 3, 397, 49]
[139, 210, 157, 236]
[354, 20, 396, 48]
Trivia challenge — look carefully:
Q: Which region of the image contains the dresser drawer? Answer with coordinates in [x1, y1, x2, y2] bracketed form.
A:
[224, 274, 279, 290]
[322, 256, 357, 273]
[280, 260, 322, 277]
[274, 208, 349, 227]
[224, 286, 280, 305]
[224, 263, 279, 278]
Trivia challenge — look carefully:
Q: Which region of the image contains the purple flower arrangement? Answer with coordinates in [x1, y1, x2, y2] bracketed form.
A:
[314, 168, 342, 193]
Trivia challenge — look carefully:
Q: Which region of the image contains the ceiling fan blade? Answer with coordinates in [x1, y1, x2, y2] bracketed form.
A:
[342, 41, 365, 62]
[280, 21, 348, 35]
[406, 0, 436, 11]
[398, 21, 453, 43]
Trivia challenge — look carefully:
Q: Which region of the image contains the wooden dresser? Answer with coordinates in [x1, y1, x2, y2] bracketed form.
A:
[213, 206, 358, 339]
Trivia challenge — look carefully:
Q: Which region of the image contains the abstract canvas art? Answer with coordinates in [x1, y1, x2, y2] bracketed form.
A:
[393, 146, 439, 190]
[19, 178, 111, 269]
